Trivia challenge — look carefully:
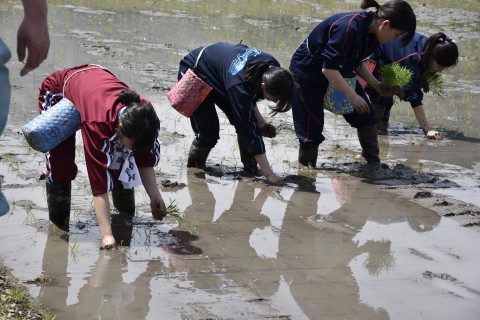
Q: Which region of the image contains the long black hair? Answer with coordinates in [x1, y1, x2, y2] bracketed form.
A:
[244, 61, 293, 114]
[423, 32, 459, 68]
[117, 89, 159, 152]
[361, 0, 416, 46]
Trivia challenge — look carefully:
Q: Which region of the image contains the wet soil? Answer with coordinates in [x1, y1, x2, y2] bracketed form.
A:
[0, 1, 480, 319]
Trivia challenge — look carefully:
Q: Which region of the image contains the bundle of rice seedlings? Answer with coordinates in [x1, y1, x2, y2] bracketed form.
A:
[380, 64, 414, 87]
[423, 70, 444, 99]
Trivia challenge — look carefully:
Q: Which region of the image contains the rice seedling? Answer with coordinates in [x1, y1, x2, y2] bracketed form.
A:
[69, 239, 80, 262]
[423, 70, 444, 100]
[380, 64, 413, 87]
[165, 199, 183, 224]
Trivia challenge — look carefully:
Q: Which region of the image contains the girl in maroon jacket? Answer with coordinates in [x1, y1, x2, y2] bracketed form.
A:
[38, 64, 165, 249]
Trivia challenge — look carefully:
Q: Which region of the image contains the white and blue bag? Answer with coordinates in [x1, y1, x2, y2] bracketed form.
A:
[22, 97, 81, 153]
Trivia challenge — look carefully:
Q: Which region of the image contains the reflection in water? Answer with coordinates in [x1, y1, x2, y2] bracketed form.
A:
[179, 169, 446, 319]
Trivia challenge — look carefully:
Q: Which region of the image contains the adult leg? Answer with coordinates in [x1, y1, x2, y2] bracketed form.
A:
[0, 38, 11, 216]
[292, 81, 326, 168]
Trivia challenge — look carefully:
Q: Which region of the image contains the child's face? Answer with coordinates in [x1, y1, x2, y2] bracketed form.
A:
[261, 83, 279, 103]
[120, 134, 135, 150]
[118, 123, 136, 150]
[429, 59, 449, 73]
[376, 20, 404, 44]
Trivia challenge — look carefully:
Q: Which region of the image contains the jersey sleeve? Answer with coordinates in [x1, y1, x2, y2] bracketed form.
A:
[321, 22, 359, 70]
[226, 85, 266, 156]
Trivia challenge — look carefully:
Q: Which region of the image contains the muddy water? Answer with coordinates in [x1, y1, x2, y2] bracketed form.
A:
[1, 1, 480, 319]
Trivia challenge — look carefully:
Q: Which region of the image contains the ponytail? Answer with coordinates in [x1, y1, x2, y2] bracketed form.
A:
[245, 61, 293, 115]
[423, 32, 459, 68]
[363, 0, 416, 46]
[117, 89, 141, 104]
[117, 89, 159, 152]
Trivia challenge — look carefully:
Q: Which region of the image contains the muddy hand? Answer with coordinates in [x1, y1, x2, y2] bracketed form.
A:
[265, 173, 284, 185]
[261, 123, 277, 138]
[151, 198, 166, 220]
[100, 235, 116, 250]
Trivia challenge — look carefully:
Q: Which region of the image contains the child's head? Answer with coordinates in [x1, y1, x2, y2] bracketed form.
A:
[362, 0, 416, 46]
[423, 32, 459, 73]
[244, 61, 293, 114]
[117, 89, 159, 152]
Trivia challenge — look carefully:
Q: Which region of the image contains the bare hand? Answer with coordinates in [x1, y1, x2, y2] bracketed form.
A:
[17, 16, 50, 76]
[260, 123, 277, 138]
[151, 196, 166, 220]
[265, 173, 284, 185]
[374, 83, 404, 99]
[426, 130, 442, 140]
[350, 94, 370, 114]
[100, 235, 116, 250]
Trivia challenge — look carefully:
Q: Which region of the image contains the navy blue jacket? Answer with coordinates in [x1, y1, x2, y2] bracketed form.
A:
[366, 33, 428, 108]
[181, 42, 279, 155]
[290, 11, 377, 85]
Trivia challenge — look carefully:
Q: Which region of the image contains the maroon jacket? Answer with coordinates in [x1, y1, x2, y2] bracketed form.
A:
[38, 65, 160, 195]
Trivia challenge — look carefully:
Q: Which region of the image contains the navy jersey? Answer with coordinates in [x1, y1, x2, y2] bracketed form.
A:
[290, 11, 377, 83]
[367, 33, 428, 108]
[181, 42, 279, 155]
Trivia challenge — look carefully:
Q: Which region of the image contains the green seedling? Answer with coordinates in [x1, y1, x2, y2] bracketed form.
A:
[165, 200, 199, 237]
[380, 64, 413, 87]
[423, 70, 445, 99]
[165, 199, 184, 224]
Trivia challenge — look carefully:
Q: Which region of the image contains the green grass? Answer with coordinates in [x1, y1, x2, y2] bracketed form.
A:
[0, 263, 55, 319]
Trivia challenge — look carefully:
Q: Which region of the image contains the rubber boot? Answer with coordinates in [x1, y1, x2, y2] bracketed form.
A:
[46, 181, 71, 231]
[374, 104, 390, 132]
[112, 179, 135, 215]
[298, 145, 318, 168]
[187, 138, 212, 169]
[237, 136, 258, 175]
[357, 125, 381, 167]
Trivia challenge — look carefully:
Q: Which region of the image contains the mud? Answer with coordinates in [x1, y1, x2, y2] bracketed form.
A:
[0, 1, 480, 319]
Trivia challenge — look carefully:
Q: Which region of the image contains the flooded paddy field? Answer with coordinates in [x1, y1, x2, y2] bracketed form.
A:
[0, 0, 479, 319]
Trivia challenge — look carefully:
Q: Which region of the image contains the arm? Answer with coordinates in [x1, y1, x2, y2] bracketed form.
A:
[355, 62, 381, 88]
[138, 166, 166, 220]
[93, 193, 115, 249]
[322, 68, 370, 114]
[253, 106, 267, 129]
[17, 0, 50, 76]
[413, 105, 442, 140]
[255, 153, 284, 185]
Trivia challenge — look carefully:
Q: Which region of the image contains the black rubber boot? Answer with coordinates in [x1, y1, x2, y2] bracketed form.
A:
[46, 181, 71, 231]
[357, 125, 381, 167]
[112, 179, 135, 215]
[187, 138, 212, 169]
[298, 145, 318, 168]
[374, 103, 389, 132]
[237, 136, 258, 175]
